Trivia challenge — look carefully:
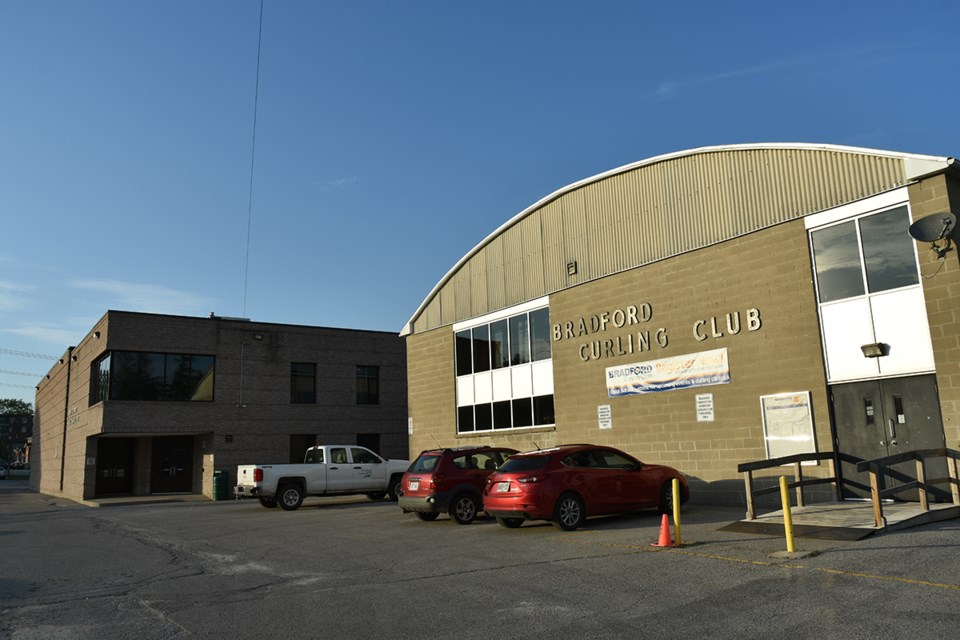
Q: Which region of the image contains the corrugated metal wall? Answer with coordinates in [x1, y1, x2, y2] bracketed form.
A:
[411, 147, 906, 334]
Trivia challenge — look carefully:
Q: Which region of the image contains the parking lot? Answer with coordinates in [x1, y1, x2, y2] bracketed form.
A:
[2, 478, 959, 639]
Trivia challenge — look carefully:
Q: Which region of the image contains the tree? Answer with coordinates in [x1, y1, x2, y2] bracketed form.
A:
[0, 398, 33, 415]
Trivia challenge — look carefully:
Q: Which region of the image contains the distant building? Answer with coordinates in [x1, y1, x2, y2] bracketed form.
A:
[402, 143, 960, 505]
[33, 311, 408, 502]
[0, 413, 32, 464]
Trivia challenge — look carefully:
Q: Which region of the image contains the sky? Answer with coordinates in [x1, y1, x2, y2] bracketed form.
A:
[2, 0, 960, 406]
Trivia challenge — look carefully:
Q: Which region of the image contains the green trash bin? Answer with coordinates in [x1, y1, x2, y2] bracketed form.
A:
[213, 470, 230, 501]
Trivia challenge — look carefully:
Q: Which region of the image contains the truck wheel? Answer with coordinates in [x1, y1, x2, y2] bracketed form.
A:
[387, 475, 403, 501]
[450, 493, 479, 525]
[277, 484, 304, 511]
[258, 497, 278, 509]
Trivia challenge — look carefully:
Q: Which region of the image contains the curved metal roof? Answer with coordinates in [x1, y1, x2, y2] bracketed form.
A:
[402, 143, 955, 336]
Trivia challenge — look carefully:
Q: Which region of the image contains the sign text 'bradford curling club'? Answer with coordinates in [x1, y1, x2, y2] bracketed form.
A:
[605, 348, 731, 397]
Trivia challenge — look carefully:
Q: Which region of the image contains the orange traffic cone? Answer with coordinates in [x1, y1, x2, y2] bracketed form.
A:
[650, 513, 677, 547]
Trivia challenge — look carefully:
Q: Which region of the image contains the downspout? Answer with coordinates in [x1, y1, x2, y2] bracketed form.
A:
[59, 346, 75, 492]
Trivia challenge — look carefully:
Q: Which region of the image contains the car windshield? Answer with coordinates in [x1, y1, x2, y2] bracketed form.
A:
[409, 454, 441, 473]
[498, 455, 549, 473]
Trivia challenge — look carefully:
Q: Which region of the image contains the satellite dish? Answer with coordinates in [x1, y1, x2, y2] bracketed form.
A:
[908, 212, 956, 242]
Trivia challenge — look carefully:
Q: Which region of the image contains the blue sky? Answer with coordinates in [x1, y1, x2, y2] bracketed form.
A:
[2, 0, 959, 405]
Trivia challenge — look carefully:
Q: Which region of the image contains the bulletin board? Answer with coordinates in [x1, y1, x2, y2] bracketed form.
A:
[759, 391, 816, 460]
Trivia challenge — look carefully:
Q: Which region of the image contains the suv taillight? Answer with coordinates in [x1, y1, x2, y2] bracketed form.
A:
[253, 468, 263, 483]
[429, 472, 445, 491]
[517, 475, 544, 483]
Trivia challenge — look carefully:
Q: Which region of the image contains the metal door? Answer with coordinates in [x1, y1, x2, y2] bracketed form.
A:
[150, 436, 194, 494]
[95, 437, 134, 496]
[832, 374, 947, 500]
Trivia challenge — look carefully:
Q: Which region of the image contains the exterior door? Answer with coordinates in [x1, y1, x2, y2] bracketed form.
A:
[832, 374, 947, 500]
[326, 446, 353, 491]
[349, 447, 386, 491]
[151, 436, 194, 494]
[95, 437, 134, 496]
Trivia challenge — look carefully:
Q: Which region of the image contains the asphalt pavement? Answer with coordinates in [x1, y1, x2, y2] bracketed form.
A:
[1, 478, 958, 639]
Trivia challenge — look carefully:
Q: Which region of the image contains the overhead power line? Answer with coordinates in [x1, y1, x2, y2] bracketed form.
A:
[0, 347, 58, 360]
[0, 369, 42, 378]
[0, 382, 37, 390]
[242, 0, 265, 318]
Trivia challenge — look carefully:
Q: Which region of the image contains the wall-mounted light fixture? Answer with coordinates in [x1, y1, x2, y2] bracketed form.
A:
[253, 334, 263, 340]
[58, 358, 64, 365]
[71, 355, 78, 362]
[93, 331, 101, 339]
[861, 342, 889, 358]
[567, 260, 578, 276]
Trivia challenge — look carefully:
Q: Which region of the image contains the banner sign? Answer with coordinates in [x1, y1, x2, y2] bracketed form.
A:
[605, 348, 730, 397]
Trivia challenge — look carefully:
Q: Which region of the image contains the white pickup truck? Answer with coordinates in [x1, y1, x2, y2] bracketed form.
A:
[235, 445, 410, 511]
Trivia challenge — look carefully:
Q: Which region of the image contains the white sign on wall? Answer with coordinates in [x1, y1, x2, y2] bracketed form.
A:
[760, 391, 816, 460]
[407, 418, 414, 435]
[598, 404, 612, 430]
[696, 393, 714, 422]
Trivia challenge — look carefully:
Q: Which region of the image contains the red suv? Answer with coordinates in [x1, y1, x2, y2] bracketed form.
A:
[483, 444, 689, 531]
[399, 446, 518, 524]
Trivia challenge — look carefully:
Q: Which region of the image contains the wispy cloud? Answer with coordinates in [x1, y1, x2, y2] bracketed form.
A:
[312, 176, 361, 192]
[4, 323, 81, 345]
[0, 281, 34, 312]
[653, 46, 908, 100]
[69, 279, 215, 316]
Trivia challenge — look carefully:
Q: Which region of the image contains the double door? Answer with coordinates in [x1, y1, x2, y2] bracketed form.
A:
[832, 374, 947, 500]
[151, 436, 193, 494]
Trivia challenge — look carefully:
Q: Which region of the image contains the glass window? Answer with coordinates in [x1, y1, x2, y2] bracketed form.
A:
[860, 206, 919, 293]
[512, 398, 533, 428]
[330, 447, 348, 464]
[493, 400, 512, 429]
[499, 455, 549, 473]
[304, 448, 324, 464]
[595, 449, 638, 469]
[90, 354, 111, 405]
[409, 453, 441, 472]
[474, 403, 493, 430]
[533, 394, 555, 426]
[509, 314, 530, 365]
[351, 447, 381, 464]
[530, 308, 551, 361]
[356, 365, 379, 405]
[472, 325, 490, 373]
[490, 319, 508, 369]
[455, 330, 473, 376]
[290, 363, 316, 404]
[187, 355, 215, 401]
[104, 351, 214, 402]
[457, 405, 475, 433]
[811, 221, 864, 303]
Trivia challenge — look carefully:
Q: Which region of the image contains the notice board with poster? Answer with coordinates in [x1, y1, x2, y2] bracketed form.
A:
[759, 391, 816, 460]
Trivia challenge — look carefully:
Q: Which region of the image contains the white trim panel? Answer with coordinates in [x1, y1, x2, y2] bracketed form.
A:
[804, 188, 909, 230]
[872, 288, 936, 376]
[820, 298, 880, 381]
[531, 360, 554, 397]
[452, 296, 550, 332]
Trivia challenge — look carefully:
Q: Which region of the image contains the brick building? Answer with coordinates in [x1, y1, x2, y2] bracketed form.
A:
[0, 413, 32, 464]
[401, 143, 960, 505]
[32, 311, 407, 501]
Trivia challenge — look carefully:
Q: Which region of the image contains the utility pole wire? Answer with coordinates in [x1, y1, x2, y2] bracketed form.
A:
[242, 0, 265, 318]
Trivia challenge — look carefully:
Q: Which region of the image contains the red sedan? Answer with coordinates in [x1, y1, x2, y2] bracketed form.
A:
[483, 444, 689, 531]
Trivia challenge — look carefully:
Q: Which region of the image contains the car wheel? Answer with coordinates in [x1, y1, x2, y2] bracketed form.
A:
[277, 484, 304, 511]
[258, 497, 278, 509]
[658, 482, 675, 514]
[496, 517, 524, 529]
[451, 493, 479, 525]
[387, 475, 403, 501]
[553, 493, 585, 531]
[366, 492, 386, 501]
[415, 512, 440, 521]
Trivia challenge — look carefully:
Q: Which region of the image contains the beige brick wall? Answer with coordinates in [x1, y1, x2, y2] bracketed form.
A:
[909, 173, 960, 449]
[406, 219, 835, 505]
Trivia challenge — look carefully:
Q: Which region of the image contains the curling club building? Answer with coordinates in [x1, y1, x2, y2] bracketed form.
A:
[402, 143, 960, 505]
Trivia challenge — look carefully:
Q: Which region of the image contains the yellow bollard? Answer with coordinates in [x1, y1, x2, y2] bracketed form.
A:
[672, 477, 682, 546]
[779, 475, 796, 553]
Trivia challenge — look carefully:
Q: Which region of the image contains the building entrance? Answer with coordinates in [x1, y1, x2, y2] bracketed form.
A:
[150, 436, 194, 493]
[832, 374, 948, 501]
[95, 437, 135, 496]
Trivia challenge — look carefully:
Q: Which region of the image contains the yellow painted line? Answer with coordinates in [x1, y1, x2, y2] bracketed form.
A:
[559, 537, 960, 592]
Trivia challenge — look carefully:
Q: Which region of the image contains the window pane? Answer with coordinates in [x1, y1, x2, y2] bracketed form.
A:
[512, 398, 533, 427]
[811, 222, 864, 303]
[188, 355, 215, 401]
[860, 207, 919, 293]
[474, 403, 493, 430]
[533, 394, 555, 426]
[455, 330, 473, 376]
[356, 365, 379, 405]
[290, 363, 316, 404]
[472, 325, 490, 373]
[530, 308, 551, 361]
[493, 400, 512, 429]
[509, 314, 530, 365]
[490, 319, 508, 369]
[109, 352, 139, 400]
[457, 405, 475, 433]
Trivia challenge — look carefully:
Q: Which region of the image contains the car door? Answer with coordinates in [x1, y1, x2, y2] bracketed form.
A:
[565, 449, 619, 515]
[326, 447, 353, 492]
[595, 448, 653, 510]
[349, 447, 386, 491]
